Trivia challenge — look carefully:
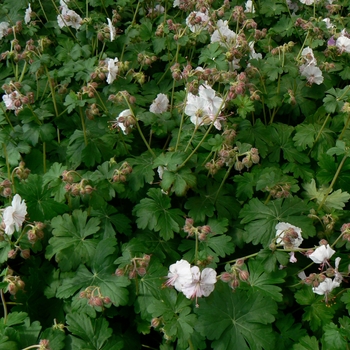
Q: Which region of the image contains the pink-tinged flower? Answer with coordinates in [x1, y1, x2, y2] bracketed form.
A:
[312, 277, 340, 298]
[301, 47, 317, 66]
[309, 244, 335, 264]
[24, 4, 32, 25]
[3, 194, 27, 235]
[289, 252, 297, 263]
[181, 266, 217, 304]
[249, 41, 262, 60]
[336, 36, 350, 53]
[106, 57, 119, 84]
[300, 65, 324, 85]
[0, 22, 9, 40]
[166, 260, 193, 292]
[275, 222, 303, 249]
[149, 93, 169, 114]
[2, 91, 22, 111]
[57, 6, 82, 30]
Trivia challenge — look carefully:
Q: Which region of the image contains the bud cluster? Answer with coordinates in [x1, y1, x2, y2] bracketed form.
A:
[341, 222, 350, 241]
[265, 183, 291, 199]
[206, 144, 259, 175]
[79, 286, 112, 309]
[111, 162, 133, 183]
[137, 52, 157, 66]
[183, 218, 212, 241]
[0, 179, 12, 198]
[220, 260, 249, 290]
[3, 269, 25, 296]
[8, 246, 30, 259]
[14, 161, 31, 180]
[302, 272, 326, 288]
[115, 254, 151, 279]
[62, 170, 94, 196]
[27, 221, 45, 244]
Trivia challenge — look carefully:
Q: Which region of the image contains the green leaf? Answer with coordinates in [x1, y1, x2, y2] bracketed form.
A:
[127, 152, 155, 191]
[184, 196, 215, 222]
[303, 178, 350, 211]
[293, 336, 320, 350]
[133, 188, 184, 240]
[42, 162, 67, 202]
[46, 210, 101, 271]
[295, 285, 335, 332]
[195, 283, 277, 350]
[275, 314, 307, 350]
[246, 259, 285, 301]
[66, 313, 112, 349]
[56, 238, 130, 306]
[239, 197, 315, 246]
[17, 174, 68, 221]
[232, 95, 255, 119]
[233, 171, 257, 201]
[147, 289, 197, 349]
[161, 168, 197, 196]
[322, 322, 348, 350]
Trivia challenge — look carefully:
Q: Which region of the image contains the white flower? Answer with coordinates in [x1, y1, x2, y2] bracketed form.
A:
[150, 93, 169, 114]
[57, 7, 82, 30]
[24, 4, 32, 25]
[300, 65, 324, 85]
[312, 277, 340, 296]
[211, 20, 237, 47]
[309, 244, 335, 264]
[2, 91, 21, 111]
[299, 0, 318, 4]
[107, 18, 116, 42]
[173, 0, 180, 7]
[0, 22, 9, 40]
[116, 109, 134, 135]
[301, 47, 317, 66]
[244, 0, 255, 13]
[185, 85, 224, 130]
[149, 4, 165, 15]
[106, 57, 119, 84]
[181, 266, 217, 301]
[3, 194, 27, 235]
[166, 260, 193, 291]
[336, 36, 350, 53]
[249, 41, 262, 60]
[186, 11, 209, 33]
[275, 222, 303, 248]
[322, 18, 334, 29]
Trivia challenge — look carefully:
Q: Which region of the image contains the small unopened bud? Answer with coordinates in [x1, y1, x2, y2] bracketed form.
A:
[8, 249, 17, 259]
[20, 249, 30, 259]
[319, 239, 328, 246]
[220, 272, 232, 282]
[239, 270, 250, 281]
[151, 317, 160, 328]
[115, 268, 125, 276]
[103, 297, 111, 304]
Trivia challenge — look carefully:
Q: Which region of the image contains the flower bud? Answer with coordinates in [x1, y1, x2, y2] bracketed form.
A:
[239, 270, 250, 281]
[220, 272, 232, 282]
[8, 249, 17, 259]
[20, 249, 30, 259]
[151, 317, 160, 328]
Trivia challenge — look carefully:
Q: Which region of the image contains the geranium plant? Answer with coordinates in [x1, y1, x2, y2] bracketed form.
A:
[1, 0, 350, 349]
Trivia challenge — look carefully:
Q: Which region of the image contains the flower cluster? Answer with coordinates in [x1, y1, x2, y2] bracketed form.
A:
[149, 93, 169, 114]
[220, 259, 249, 290]
[185, 84, 224, 130]
[61, 170, 94, 197]
[299, 47, 324, 85]
[165, 259, 217, 307]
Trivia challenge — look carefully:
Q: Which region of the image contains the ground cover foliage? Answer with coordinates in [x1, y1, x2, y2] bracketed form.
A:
[1, 0, 350, 349]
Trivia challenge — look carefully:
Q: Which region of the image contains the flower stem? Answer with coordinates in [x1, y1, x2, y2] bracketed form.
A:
[308, 114, 330, 156]
[79, 107, 88, 146]
[0, 289, 8, 324]
[214, 162, 234, 203]
[339, 113, 350, 140]
[317, 154, 348, 211]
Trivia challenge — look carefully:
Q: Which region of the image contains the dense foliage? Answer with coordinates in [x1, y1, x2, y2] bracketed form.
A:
[1, 0, 350, 349]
